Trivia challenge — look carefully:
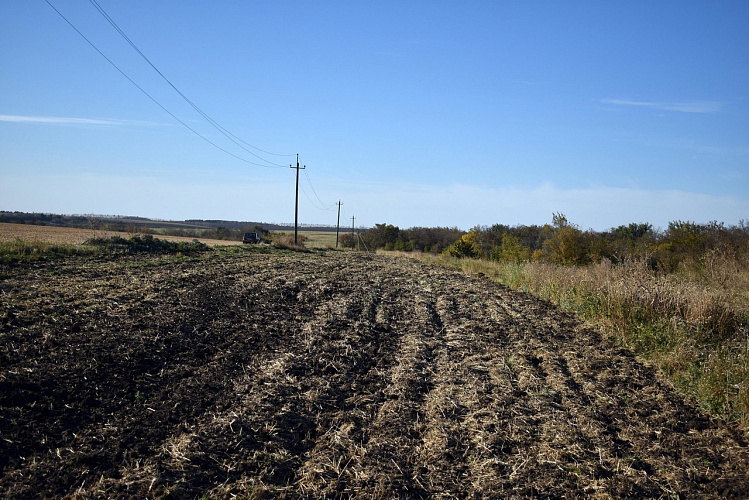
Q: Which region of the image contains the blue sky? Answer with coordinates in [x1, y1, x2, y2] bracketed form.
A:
[1, 1, 748, 230]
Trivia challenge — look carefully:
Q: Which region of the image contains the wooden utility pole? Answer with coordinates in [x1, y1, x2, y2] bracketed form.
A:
[290, 154, 306, 246]
[335, 200, 343, 248]
[351, 215, 356, 250]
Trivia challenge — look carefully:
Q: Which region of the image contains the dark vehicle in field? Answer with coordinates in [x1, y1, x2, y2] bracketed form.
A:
[242, 232, 261, 244]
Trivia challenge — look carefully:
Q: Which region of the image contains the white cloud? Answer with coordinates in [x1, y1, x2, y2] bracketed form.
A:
[0, 115, 166, 126]
[600, 99, 723, 113]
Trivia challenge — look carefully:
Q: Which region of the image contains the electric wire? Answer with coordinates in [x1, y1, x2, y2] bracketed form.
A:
[298, 183, 327, 212]
[87, 0, 292, 166]
[298, 174, 333, 212]
[45, 0, 285, 169]
[303, 168, 336, 211]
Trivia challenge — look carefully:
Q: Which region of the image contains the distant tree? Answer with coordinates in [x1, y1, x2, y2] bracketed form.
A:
[611, 222, 653, 241]
[542, 215, 590, 265]
[466, 226, 500, 259]
[509, 224, 547, 251]
[552, 212, 569, 229]
[494, 233, 532, 263]
[605, 222, 654, 262]
[361, 223, 400, 250]
[446, 235, 478, 259]
[666, 221, 706, 255]
[215, 227, 232, 240]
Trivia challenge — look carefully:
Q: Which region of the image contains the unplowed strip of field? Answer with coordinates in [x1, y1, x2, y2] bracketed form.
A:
[1, 250, 747, 498]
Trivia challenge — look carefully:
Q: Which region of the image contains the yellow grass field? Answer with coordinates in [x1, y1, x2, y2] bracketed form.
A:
[0, 223, 243, 246]
[299, 230, 340, 248]
[271, 230, 342, 249]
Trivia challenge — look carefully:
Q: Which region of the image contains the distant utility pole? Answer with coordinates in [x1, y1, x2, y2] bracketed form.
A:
[351, 215, 356, 250]
[290, 153, 306, 246]
[335, 200, 343, 248]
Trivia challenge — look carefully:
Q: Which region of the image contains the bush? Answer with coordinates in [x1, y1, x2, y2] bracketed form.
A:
[446, 238, 478, 259]
[339, 233, 356, 249]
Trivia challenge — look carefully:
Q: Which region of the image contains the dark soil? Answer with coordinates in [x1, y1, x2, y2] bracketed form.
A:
[1, 249, 747, 498]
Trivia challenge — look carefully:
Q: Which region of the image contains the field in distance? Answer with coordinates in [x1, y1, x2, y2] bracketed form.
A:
[274, 230, 344, 249]
[0, 223, 350, 249]
[0, 222, 243, 246]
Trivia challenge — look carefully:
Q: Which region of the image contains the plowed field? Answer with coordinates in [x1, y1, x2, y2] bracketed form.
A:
[1, 249, 748, 498]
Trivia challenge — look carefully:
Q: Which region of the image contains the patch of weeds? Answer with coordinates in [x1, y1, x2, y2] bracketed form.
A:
[0, 239, 101, 263]
[0, 235, 212, 264]
[271, 233, 309, 252]
[86, 235, 210, 255]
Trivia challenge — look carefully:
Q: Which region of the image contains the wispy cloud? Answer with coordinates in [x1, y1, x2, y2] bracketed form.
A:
[0, 114, 166, 126]
[600, 99, 723, 113]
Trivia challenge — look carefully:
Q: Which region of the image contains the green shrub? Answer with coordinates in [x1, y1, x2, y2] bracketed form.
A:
[446, 238, 478, 259]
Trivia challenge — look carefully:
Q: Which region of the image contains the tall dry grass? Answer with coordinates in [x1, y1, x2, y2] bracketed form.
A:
[402, 251, 749, 429]
[271, 232, 308, 251]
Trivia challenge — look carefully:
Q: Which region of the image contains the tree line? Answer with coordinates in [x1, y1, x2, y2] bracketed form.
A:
[357, 214, 749, 273]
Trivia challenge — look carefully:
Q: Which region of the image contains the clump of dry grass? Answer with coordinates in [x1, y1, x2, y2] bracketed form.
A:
[272, 232, 308, 251]
[414, 252, 749, 429]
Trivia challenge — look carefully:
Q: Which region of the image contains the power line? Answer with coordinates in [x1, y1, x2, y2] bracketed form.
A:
[303, 168, 336, 211]
[298, 168, 334, 212]
[299, 183, 328, 212]
[87, 0, 292, 166]
[45, 0, 285, 169]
